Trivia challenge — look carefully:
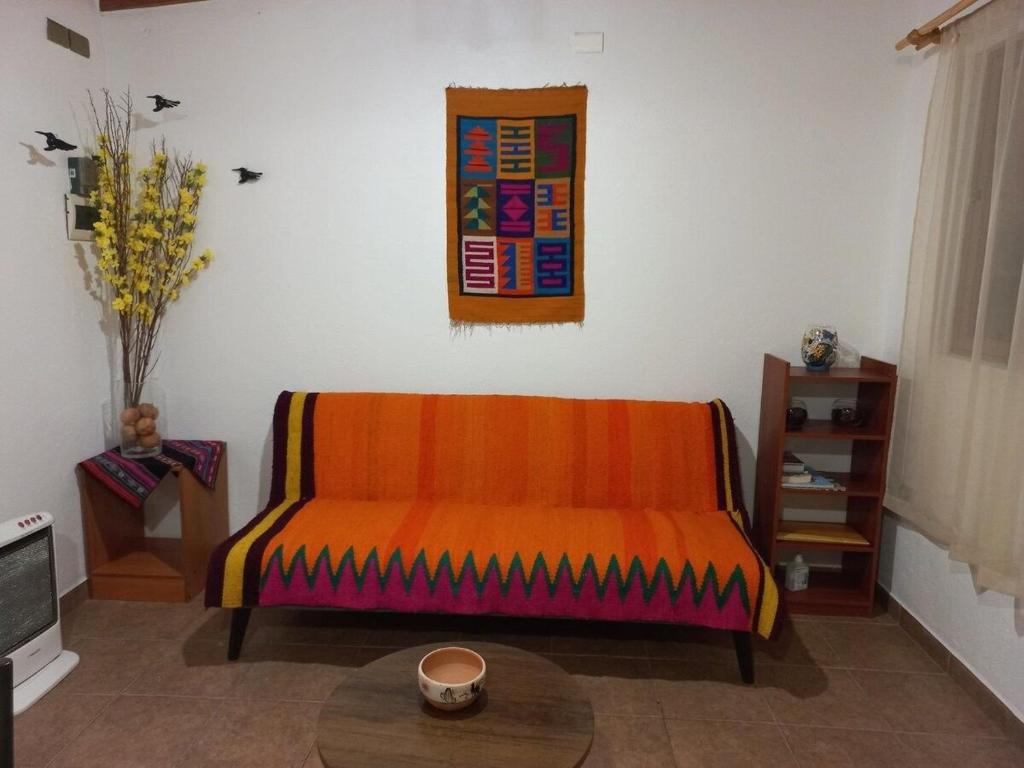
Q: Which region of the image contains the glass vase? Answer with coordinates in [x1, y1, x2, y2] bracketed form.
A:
[113, 378, 166, 459]
[800, 325, 839, 372]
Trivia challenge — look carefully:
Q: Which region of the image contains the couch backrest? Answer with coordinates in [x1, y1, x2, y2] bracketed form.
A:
[266, 392, 744, 514]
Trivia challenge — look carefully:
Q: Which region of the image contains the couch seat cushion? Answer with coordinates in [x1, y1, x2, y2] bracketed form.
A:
[254, 499, 775, 635]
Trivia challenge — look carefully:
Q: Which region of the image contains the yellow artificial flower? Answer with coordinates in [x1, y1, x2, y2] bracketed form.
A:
[137, 280, 150, 294]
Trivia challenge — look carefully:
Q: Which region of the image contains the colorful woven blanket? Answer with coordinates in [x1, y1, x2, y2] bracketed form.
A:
[206, 393, 779, 639]
[79, 440, 224, 508]
[446, 86, 587, 325]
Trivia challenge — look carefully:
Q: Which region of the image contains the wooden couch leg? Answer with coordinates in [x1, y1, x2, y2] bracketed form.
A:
[732, 631, 754, 684]
[228, 608, 251, 661]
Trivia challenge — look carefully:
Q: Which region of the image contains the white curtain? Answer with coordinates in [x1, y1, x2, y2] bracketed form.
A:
[886, 0, 1024, 596]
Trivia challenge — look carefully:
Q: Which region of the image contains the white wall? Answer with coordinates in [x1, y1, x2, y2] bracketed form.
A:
[876, 0, 1024, 720]
[0, 0, 109, 594]
[99, 0, 917, 516]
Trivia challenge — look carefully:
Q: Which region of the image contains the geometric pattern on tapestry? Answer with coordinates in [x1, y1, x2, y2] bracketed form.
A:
[457, 115, 576, 297]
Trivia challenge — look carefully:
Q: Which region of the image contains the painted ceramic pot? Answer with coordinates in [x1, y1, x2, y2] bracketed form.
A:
[801, 326, 839, 372]
[418, 647, 486, 712]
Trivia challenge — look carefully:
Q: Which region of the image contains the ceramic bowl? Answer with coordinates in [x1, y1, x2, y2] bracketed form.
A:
[417, 646, 486, 711]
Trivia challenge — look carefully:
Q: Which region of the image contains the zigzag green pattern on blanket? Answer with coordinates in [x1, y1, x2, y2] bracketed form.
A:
[259, 545, 751, 611]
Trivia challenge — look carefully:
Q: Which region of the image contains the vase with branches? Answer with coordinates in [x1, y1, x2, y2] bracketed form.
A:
[89, 90, 214, 458]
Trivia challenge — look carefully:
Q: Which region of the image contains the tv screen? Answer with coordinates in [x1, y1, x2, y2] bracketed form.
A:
[0, 529, 57, 657]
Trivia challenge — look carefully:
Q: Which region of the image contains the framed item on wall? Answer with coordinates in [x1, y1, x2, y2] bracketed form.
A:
[446, 86, 587, 327]
[65, 194, 98, 241]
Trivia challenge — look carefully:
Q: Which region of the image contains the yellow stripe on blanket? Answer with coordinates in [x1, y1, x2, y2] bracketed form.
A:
[758, 575, 780, 638]
[220, 392, 307, 607]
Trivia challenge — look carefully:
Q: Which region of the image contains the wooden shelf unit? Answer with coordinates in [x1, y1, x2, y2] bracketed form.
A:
[79, 452, 228, 602]
[754, 354, 897, 616]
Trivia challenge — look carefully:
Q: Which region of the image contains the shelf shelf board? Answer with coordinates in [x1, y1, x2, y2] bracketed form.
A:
[780, 472, 881, 498]
[785, 420, 887, 441]
[776, 521, 872, 551]
[91, 537, 184, 580]
[773, 566, 872, 613]
[788, 367, 894, 383]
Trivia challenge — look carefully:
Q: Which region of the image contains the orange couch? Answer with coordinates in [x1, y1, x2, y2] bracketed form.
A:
[207, 392, 780, 681]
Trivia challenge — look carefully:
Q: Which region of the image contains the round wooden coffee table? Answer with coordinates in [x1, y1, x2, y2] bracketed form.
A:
[317, 642, 594, 767]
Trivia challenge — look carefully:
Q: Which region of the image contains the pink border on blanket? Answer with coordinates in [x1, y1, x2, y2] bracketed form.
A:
[258, 557, 752, 631]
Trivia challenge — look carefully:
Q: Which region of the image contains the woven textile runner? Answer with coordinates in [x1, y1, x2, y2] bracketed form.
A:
[79, 440, 224, 509]
[446, 86, 587, 325]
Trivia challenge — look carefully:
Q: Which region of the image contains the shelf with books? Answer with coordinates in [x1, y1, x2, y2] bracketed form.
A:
[755, 353, 896, 616]
[780, 472, 882, 498]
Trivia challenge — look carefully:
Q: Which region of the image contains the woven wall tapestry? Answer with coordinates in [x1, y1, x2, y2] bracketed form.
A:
[446, 86, 587, 325]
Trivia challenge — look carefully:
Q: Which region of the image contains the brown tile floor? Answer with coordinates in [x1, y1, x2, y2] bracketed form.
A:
[13, 598, 1024, 768]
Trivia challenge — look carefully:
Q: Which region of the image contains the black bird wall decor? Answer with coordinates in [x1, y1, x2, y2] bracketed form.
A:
[35, 131, 77, 151]
[148, 95, 181, 112]
[232, 167, 262, 184]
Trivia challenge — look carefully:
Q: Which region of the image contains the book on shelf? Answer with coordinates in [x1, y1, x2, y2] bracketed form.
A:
[782, 451, 805, 474]
[781, 466, 846, 491]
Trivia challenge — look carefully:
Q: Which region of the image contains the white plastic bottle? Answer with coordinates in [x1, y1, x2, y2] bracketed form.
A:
[785, 554, 810, 592]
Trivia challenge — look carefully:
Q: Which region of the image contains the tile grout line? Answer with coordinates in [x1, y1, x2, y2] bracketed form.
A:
[41, 692, 118, 768]
[756, 667, 805, 766]
[654, 699, 682, 768]
[298, 740, 319, 768]
[170, 693, 232, 768]
[774, 721, 805, 768]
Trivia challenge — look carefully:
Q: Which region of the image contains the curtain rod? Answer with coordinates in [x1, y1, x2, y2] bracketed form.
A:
[895, 0, 987, 51]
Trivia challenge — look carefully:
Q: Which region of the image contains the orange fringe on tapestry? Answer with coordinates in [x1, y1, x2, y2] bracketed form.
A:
[446, 87, 587, 325]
